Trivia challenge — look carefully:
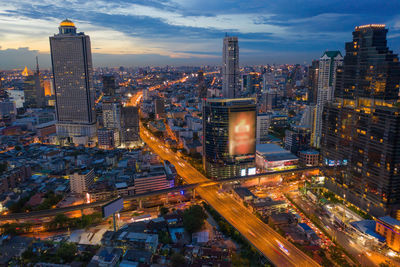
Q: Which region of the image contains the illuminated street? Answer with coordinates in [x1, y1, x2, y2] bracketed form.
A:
[140, 123, 319, 267]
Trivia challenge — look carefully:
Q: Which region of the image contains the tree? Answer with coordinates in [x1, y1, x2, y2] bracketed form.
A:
[49, 214, 70, 230]
[171, 253, 186, 267]
[0, 162, 7, 175]
[183, 205, 208, 234]
[160, 206, 169, 216]
[56, 242, 77, 263]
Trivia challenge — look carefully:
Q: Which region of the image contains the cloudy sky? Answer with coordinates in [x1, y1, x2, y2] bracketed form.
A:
[1, 0, 400, 69]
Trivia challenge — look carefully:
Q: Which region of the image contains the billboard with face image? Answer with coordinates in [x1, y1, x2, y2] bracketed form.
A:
[229, 110, 256, 156]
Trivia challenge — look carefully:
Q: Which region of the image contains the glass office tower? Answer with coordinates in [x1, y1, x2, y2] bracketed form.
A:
[203, 98, 256, 179]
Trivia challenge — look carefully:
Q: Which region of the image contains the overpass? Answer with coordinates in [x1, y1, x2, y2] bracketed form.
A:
[0, 183, 198, 221]
[217, 166, 319, 184]
[0, 166, 318, 221]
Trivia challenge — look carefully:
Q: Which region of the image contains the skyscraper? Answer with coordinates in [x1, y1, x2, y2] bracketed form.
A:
[24, 57, 45, 108]
[102, 100, 122, 146]
[321, 24, 400, 217]
[102, 74, 116, 96]
[222, 36, 239, 98]
[311, 51, 343, 148]
[307, 60, 319, 105]
[50, 19, 96, 138]
[121, 106, 140, 147]
[198, 70, 207, 99]
[203, 98, 256, 179]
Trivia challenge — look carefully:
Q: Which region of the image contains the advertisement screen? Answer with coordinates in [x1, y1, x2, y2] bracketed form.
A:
[248, 167, 256, 176]
[229, 111, 256, 156]
[102, 197, 124, 218]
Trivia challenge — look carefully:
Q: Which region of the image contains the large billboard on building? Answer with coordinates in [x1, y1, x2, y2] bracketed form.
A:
[229, 110, 256, 156]
[102, 197, 124, 218]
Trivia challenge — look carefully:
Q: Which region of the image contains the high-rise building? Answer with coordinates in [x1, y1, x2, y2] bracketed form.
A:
[307, 60, 319, 105]
[70, 169, 95, 194]
[311, 51, 343, 148]
[263, 90, 281, 111]
[102, 100, 121, 146]
[102, 74, 116, 96]
[50, 19, 96, 138]
[203, 98, 256, 179]
[241, 72, 260, 95]
[23, 57, 45, 108]
[97, 128, 117, 149]
[284, 125, 311, 155]
[321, 24, 400, 217]
[0, 101, 17, 123]
[222, 36, 239, 98]
[256, 113, 270, 144]
[102, 100, 121, 130]
[121, 106, 140, 146]
[154, 98, 165, 119]
[198, 70, 207, 99]
[143, 88, 149, 101]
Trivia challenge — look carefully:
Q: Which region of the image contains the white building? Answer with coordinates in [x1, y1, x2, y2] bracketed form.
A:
[6, 90, 24, 108]
[256, 143, 298, 172]
[312, 51, 343, 148]
[70, 169, 95, 194]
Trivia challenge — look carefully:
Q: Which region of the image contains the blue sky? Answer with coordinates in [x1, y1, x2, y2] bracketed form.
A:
[1, 0, 400, 69]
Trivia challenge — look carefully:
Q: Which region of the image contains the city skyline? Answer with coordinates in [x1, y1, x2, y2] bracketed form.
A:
[1, 0, 400, 69]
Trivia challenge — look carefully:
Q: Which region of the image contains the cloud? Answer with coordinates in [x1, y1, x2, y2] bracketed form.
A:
[0, 0, 399, 68]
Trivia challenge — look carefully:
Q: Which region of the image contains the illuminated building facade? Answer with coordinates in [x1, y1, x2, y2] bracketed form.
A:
[222, 36, 240, 98]
[23, 58, 45, 108]
[321, 25, 400, 217]
[50, 19, 96, 138]
[308, 60, 319, 105]
[312, 51, 343, 148]
[203, 98, 256, 179]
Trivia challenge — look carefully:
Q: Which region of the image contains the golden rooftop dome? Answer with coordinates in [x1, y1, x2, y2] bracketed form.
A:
[60, 19, 75, 27]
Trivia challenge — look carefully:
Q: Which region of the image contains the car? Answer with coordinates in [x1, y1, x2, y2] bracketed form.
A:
[276, 239, 290, 255]
[248, 230, 256, 237]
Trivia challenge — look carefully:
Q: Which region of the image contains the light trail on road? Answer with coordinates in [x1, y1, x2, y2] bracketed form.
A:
[140, 126, 319, 267]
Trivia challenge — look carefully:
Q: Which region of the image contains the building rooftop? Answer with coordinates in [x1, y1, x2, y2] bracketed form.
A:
[378, 216, 400, 227]
[299, 150, 319, 155]
[256, 143, 298, 161]
[351, 220, 386, 242]
[59, 19, 75, 27]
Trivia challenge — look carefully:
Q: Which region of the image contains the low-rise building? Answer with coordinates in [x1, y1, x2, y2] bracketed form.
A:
[89, 247, 123, 267]
[255, 143, 298, 172]
[299, 150, 319, 166]
[232, 187, 254, 203]
[249, 197, 287, 215]
[376, 216, 400, 252]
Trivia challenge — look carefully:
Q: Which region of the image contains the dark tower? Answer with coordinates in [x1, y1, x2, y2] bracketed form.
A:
[321, 24, 400, 217]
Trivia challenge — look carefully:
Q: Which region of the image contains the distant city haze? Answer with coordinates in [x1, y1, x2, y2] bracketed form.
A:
[1, 0, 400, 69]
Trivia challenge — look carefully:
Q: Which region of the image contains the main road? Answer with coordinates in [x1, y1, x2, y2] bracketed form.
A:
[141, 126, 319, 267]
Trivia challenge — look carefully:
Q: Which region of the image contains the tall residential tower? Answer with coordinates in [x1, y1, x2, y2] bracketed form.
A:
[50, 19, 96, 138]
[222, 36, 239, 98]
[311, 51, 343, 148]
